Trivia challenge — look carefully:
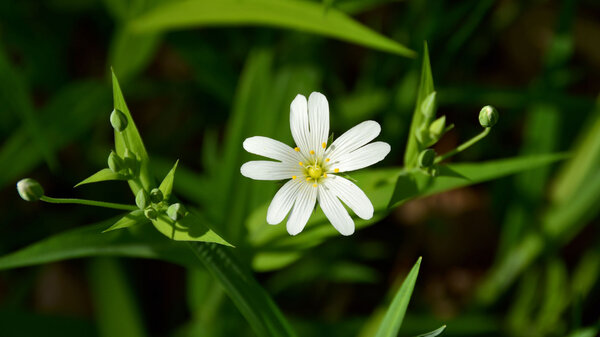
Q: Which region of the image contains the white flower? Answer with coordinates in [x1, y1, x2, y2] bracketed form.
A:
[241, 92, 390, 236]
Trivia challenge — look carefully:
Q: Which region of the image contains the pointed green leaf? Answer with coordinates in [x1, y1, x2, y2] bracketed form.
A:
[111, 70, 153, 194]
[151, 212, 232, 246]
[404, 42, 434, 168]
[414, 325, 447, 337]
[375, 257, 422, 337]
[75, 168, 127, 188]
[130, 0, 415, 57]
[103, 210, 148, 233]
[158, 160, 179, 202]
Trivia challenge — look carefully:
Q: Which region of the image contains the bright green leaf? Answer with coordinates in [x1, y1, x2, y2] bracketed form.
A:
[404, 42, 434, 168]
[129, 0, 415, 57]
[111, 70, 153, 194]
[103, 210, 148, 233]
[75, 168, 127, 188]
[375, 257, 422, 337]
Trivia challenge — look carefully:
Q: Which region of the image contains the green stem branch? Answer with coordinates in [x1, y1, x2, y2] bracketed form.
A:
[40, 196, 137, 211]
[435, 127, 491, 164]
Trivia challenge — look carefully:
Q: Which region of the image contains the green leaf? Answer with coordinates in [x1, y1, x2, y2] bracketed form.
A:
[249, 153, 566, 271]
[188, 242, 296, 337]
[389, 153, 568, 208]
[88, 258, 147, 337]
[109, 28, 161, 83]
[566, 327, 599, 337]
[111, 70, 153, 194]
[0, 221, 197, 271]
[74, 168, 127, 188]
[404, 42, 434, 168]
[414, 325, 447, 337]
[158, 160, 179, 202]
[375, 257, 422, 337]
[151, 212, 232, 246]
[129, 0, 415, 57]
[103, 210, 148, 233]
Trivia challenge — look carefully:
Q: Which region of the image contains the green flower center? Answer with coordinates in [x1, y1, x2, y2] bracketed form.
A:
[307, 165, 323, 179]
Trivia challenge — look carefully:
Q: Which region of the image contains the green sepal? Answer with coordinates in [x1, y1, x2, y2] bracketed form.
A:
[75, 168, 127, 188]
[103, 210, 148, 233]
[158, 160, 179, 202]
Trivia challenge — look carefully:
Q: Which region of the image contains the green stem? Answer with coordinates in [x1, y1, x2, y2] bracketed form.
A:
[435, 127, 491, 164]
[40, 196, 137, 211]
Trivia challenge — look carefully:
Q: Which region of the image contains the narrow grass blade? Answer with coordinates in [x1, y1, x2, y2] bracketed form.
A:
[88, 258, 147, 337]
[374, 257, 422, 337]
[130, 0, 415, 57]
[414, 325, 447, 337]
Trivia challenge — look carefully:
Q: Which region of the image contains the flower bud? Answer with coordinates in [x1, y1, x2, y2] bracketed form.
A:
[144, 207, 158, 220]
[16, 178, 44, 202]
[110, 109, 128, 132]
[418, 149, 436, 168]
[479, 105, 499, 128]
[136, 189, 149, 209]
[150, 188, 163, 204]
[429, 115, 446, 140]
[108, 151, 124, 173]
[420, 92, 437, 120]
[167, 203, 186, 221]
[123, 150, 139, 176]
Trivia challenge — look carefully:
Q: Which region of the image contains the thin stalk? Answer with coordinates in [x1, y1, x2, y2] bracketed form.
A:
[435, 127, 491, 164]
[40, 196, 137, 211]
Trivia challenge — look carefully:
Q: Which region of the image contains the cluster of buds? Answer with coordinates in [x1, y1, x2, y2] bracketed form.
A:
[135, 187, 186, 221]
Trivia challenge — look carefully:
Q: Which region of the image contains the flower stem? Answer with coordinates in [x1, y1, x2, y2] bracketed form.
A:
[39, 196, 137, 211]
[434, 127, 491, 164]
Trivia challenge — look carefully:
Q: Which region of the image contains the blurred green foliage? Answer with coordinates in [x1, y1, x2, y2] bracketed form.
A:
[1, 0, 599, 336]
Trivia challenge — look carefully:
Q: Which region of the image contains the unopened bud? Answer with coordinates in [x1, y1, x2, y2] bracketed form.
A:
[110, 109, 128, 132]
[429, 115, 446, 140]
[16, 178, 44, 202]
[136, 189, 149, 209]
[144, 207, 158, 220]
[123, 150, 139, 176]
[479, 105, 499, 128]
[418, 149, 436, 168]
[108, 151, 124, 173]
[420, 92, 437, 119]
[167, 203, 186, 221]
[150, 188, 163, 204]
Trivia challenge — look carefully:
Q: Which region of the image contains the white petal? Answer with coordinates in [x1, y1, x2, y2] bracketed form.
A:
[324, 176, 373, 220]
[318, 184, 355, 236]
[240, 161, 301, 180]
[243, 136, 298, 163]
[286, 182, 317, 235]
[307, 92, 329, 156]
[334, 141, 390, 172]
[326, 120, 381, 160]
[290, 94, 311, 157]
[267, 179, 302, 225]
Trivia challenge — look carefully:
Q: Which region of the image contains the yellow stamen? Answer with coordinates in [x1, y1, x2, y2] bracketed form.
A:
[292, 176, 297, 180]
[299, 162, 303, 166]
[323, 173, 327, 178]
[322, 142, 326, 149]
[310, 150, 315, 155]
[306, 177, 311, 181]
[334, 168, 339, 173]
[325, 158, 330, 162]
[294, 147, 300, 152]
[313, 184, 317, 187]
